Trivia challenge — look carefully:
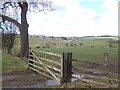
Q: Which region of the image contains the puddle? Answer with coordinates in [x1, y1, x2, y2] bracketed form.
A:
[3, 71, 103, 88]
[93, 71, 101, 74]
[33, 74, 85, 87]
[23, 74, 85, 88]
[44, 74, 85, 87]
[4, 74, 85, 88]
[72, 74, 85, 82]
[46, 80, 60, 86]
[21, 79, 60, 88]
[89, 71, 103, 76]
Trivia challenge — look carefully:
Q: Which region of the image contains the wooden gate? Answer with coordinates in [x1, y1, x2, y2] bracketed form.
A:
[29, 50, 72, 84]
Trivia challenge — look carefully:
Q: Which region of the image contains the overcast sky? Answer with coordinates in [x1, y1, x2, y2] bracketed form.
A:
[28, 0, 119, 37]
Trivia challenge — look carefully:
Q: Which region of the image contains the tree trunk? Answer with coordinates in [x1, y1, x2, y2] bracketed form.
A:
[19, 2, 29, 58]
[0, 2, 30, 58]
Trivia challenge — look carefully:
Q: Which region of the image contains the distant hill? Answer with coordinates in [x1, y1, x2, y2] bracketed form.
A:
[97, 35, 117, 37]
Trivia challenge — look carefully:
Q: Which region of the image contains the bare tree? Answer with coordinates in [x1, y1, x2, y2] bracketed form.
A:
[0, 0, 54, 58]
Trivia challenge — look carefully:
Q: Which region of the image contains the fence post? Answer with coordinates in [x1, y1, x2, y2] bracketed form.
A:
[61, 52, 64, 85]
[61, 52, 72, 85]
[29, 50, 34, 68]
[66, 53, 72, 82]
[104, 52, 109, 66]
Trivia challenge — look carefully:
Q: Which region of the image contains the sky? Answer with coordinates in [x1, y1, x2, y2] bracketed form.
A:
[28, 0, 119, 37]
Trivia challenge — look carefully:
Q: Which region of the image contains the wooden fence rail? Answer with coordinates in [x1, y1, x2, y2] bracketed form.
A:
[28, 50, 72, 84]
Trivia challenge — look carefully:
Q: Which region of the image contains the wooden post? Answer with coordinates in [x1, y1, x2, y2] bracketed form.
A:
[66, 53, 72, 82]
[104, 52, 109, 66]
[29, 50, 34, 68]
[61, 52, 65, 85]
[61, 52, 72, 85]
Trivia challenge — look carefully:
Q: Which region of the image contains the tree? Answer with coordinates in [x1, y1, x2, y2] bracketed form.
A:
[79, 43, 83, 46]
[2, 30, 17, 54]
[1, 22, 17, 54]
[0, 1, 53, 58]
[74, 43, 76, 47]
[61, 37, 67, 40]
[70, 43, 73, 47]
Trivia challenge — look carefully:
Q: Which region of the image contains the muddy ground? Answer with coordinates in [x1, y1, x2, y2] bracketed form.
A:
[2, 60, 119, 88]
[2, 71, 50, 88]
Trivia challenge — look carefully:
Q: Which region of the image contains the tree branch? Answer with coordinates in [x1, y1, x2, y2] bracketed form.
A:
[18, 2, 23, 9]
[0, 14, 22, 29]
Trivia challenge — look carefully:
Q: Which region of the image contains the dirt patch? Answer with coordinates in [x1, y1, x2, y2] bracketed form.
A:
[2, 70, 61, 88]
[2, 71, 48, 88]
[73, 59, 118, 75]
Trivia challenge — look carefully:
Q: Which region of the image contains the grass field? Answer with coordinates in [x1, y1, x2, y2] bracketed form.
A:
[13, 36, 119, 64]
[29, 36, 118, 63]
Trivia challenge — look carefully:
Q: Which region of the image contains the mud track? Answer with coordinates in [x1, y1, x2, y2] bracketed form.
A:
[2, 71, 51, 88]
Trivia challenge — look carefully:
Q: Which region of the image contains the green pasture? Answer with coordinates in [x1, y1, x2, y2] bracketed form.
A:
[29, 36, 118, 48]
[34, 47, 118, 63]
[12, 36, 119, 66]
[29, 37, 118, 64]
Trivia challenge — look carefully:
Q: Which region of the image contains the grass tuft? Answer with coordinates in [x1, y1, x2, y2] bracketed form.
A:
[2, 54, 28, 73]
